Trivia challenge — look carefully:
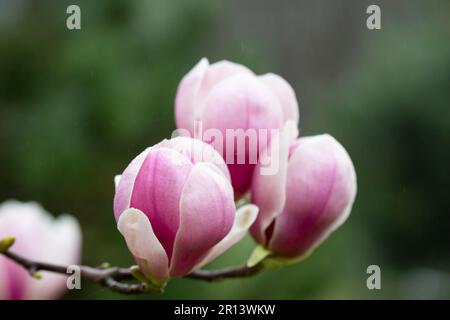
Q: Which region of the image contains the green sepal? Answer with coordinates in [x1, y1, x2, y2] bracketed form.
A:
[32, 272, 43, 280]
[0, 237, 15, 253]
[247, 245, 313, 269]
[98, 262, 111, 269]
[262, 249, 313, 269]
[130, 265, 149, 283]
[247, 245, 272, 267]
[130, 264, 167, 292]
[235, 196, 250, 209]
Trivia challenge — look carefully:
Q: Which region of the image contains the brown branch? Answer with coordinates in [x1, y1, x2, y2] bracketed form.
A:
[1, 250, 154, 295]
[1, 244, 264, 294]
[187, 263, 264, 281]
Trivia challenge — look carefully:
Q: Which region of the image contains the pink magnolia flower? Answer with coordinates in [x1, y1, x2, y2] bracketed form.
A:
[0, 200, 81, 300]
[250, 134, 357, 259]
[114, 137, 258, 284]
[175, 58, 300, 196]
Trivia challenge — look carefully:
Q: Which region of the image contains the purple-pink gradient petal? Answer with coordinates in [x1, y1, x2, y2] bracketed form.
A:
[130, 148, 193, 260]
[250, 122, 296, 245]
[158, 137, 230, 181]
[251, 134, 357, 259]
[195, 204, 259, 269]
[113, 147, 151, 221]
[169, 163, 235, 276]
[259, 73, 299, 124]
[202, 73, 283, 194]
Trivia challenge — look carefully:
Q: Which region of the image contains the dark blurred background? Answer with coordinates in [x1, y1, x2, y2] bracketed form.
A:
[0, 0, 449, 299]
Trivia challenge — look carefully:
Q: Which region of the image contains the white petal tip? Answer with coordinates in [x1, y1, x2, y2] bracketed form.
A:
[235, 204, 259, 230]
[114, 175, 122, 189]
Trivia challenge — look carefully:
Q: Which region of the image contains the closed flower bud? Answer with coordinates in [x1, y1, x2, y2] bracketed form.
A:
[114, 137, 258, 284]
[250, 134, 357, 260]
[0, 200, 81, 300]
[175, 58, 299, 196]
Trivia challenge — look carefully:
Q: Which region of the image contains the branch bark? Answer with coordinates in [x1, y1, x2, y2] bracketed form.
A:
[187, 264, 263, 281]
[1, 250, 151, 294]
[1, 248, 263, 295]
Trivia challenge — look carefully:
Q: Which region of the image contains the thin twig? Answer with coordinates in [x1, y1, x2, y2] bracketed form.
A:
[187, 263, 264, 282]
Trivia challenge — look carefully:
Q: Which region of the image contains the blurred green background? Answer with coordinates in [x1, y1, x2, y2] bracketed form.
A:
[0, 0, 449, 299]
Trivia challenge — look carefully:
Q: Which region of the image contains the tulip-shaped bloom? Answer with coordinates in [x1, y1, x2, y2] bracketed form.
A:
[114, 137, 258, 285]
[175, 58, 300, 196]
[250, 134, 357, 259]
[0, 200, 81, 300]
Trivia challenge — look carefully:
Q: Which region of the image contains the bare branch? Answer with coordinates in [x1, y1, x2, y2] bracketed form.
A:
[1, 247, 264, 295]
[187, 263, 264, 281]
[1, 250, 152, 295]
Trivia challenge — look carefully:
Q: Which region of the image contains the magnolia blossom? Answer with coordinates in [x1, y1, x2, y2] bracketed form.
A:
[250, 134, 357, 259]
[114, 137, 258, 284]
[175, 58, 300, 196]
[0, 200, 81, 300]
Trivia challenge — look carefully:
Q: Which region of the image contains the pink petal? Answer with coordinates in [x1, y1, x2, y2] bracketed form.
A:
[203, 73, 283, 194]
[158, 136, 230, 181]
[268, 134, 357, 258]
[203, 73, 283, 134]
[130, 148, 193, 259]
[0, 204, 40, 300]
[113, 147, 151, 221]
[227, 163, 256, 196]
[175, 59, 253, 134]
[259, 73, 300, 124]
[25, 215, 82, 300]
[199, 60, 253, 97]
[195, 204, 259, 269]
[169, 163, 235, 276]
[0, 201, 81, 300]
[117, 208, 169, 283]
[114, 175, 121, 190]
[0, 258, 28, 300]
[250, 121, 298, 244]
[175, 58, 209, 133]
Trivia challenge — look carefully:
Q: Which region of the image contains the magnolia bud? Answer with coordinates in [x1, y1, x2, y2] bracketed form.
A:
[114, 137, 258, 284]
[250, 134, 357, 259]
[175, 58, 299, 196]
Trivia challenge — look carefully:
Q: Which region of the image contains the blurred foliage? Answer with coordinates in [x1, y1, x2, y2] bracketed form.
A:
[0, 0, 449, 299]
[314, 4, 450, 267]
